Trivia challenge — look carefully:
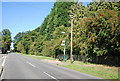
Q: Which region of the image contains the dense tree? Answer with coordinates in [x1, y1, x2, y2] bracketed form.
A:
[69, 1, 120, 63]
[13, 32, 24, 51]
[14, 1, 120, 66]
[0, 29, 12, 53]
[0, 32, 2, 49]
[14, 1, 74, 55]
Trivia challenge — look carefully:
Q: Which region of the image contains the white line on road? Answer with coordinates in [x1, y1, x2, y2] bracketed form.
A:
[44, 72, 59, 81]
[1, 55, 7, 80]
[26, 61, 36, 67]
[2, 56, 7, 67]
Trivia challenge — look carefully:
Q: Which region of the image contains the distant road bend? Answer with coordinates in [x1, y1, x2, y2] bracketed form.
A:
[1, 53, 107, 81]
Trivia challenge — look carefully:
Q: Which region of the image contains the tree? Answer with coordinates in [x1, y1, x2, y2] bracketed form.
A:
[17, 41, 23, 52]
[0, 29, 12, 53]
[13, 32, 24, 51]
[13, 1, 120, 66]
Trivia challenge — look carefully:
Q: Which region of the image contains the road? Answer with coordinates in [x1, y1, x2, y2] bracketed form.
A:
[0, 53, 107, 81]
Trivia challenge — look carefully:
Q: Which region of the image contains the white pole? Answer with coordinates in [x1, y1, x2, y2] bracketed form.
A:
[64, 42, 66, 62]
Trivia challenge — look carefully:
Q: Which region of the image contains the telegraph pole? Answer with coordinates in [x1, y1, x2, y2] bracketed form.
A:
[70, 16, 73, 64]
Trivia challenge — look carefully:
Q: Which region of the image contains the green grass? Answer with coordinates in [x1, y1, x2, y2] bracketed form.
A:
[19, 53, 54, 60]
[29, 55, 54, 60]
[61, 61, 119, 80]
[19, 53, 119, 80]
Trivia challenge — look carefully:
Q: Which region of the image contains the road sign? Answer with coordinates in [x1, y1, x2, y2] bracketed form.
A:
[61, 43, 65, 46]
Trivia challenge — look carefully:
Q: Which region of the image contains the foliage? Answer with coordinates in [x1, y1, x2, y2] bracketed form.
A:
[0, 29, 12, 53]
[14, 2, 73, 56]
[14, 1, 120, 66]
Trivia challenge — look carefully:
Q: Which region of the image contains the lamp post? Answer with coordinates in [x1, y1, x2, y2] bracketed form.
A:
[61, 32, 66, 62]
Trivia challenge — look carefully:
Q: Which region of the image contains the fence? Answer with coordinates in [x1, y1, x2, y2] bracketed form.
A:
[73, 54, 120, 66]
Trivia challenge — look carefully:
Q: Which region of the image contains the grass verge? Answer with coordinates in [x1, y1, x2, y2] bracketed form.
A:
[19, 53, 119, 80]
[61, 60, 119, 80]
[19, 53, 54, 60]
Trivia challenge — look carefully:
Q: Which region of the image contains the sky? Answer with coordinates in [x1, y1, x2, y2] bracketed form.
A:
[2, 2, 55, 40]
[0, 2, 2, 31]
[1, 0, 92, 2]
[1, 1, 90, 41]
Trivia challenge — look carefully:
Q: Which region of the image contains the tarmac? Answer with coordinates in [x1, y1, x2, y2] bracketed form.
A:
[0, 54, 7, 77]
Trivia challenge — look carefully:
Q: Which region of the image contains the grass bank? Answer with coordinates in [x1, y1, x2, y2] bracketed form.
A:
[19, 53, 119, 80]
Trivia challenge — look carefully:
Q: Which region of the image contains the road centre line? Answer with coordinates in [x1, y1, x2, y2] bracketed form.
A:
[43, 72, 59, 81]
[26, 61, 36, 67]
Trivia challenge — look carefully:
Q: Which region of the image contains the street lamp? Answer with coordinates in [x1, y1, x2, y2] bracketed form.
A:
[61, 32, 66, 62]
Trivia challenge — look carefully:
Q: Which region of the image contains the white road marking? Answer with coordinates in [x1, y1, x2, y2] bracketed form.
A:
[26, 61, 36, 67]
[44, 72, 59, 81]
[2, 56, 7, 67]
[0, 68, 3, 80]
[1, 55, 7, 80]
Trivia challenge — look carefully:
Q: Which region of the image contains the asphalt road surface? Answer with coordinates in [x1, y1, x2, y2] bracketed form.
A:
[1, 53, 108, 81]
